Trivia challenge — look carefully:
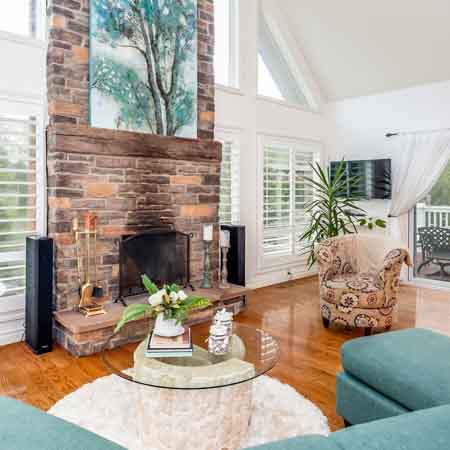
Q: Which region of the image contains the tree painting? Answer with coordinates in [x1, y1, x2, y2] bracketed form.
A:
[90, 0, 198, 138]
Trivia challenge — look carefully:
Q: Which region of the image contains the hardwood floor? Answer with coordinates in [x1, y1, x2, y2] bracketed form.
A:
[0, 276, 448, 431]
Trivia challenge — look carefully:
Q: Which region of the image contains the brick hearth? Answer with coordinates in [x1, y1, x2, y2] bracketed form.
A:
[54, 286, 249, 357]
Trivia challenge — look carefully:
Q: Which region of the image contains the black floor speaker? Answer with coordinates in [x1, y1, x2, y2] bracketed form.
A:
[25, 236, 54, 355]
[221, 225, 246, 286]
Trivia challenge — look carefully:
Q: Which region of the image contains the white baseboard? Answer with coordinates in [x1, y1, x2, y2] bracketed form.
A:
[0, 295, 25, 346]
[247, 267, 318, 289]
[0, 327, 24, 346]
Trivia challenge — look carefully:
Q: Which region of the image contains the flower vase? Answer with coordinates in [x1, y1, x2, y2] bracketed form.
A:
[153, 313, 185, 337]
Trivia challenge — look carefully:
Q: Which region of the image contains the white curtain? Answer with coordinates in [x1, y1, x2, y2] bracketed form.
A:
[388, 130, 450, 246]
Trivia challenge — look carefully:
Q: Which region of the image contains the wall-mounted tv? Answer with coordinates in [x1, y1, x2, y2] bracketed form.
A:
[329, 159, 392, 200]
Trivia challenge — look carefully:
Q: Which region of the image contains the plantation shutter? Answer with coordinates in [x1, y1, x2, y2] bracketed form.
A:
[263, 144, 292, 256]
[0, 114, 37, 300]
[294, 150, 315, 254]
[263, 140, 318, 258]
[219, 134, 240, 225]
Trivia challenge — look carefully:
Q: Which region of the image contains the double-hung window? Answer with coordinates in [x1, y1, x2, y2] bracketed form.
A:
[261, 135, 319, 263]
[214, 0, 239, 88]
[217, 128, 240, 225]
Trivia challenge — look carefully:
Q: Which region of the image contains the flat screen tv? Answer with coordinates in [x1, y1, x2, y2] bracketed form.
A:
[329, 159, 392, 200]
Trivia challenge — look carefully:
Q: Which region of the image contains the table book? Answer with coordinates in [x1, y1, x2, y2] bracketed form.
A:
[146, 328, 193, 358]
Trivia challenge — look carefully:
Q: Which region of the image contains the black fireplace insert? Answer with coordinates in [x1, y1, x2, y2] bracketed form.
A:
[117, 228, 191, 304]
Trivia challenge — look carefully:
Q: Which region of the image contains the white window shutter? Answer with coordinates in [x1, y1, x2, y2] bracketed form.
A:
[262, 138, 319, 259]
[0, 114, 37, 299]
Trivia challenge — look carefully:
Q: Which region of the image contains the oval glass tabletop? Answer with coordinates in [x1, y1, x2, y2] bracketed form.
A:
[102, 321, 280, 390]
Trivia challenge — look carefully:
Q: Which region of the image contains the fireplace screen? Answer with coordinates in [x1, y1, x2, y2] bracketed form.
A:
[118, 229, 191, 302]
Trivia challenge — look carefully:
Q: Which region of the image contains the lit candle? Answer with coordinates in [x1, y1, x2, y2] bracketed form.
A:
[220, 230, 230, 248]
[203, 224, 213, 242]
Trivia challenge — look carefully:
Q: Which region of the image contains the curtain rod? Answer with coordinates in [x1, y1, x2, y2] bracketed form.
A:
[386, 127, 450, 138]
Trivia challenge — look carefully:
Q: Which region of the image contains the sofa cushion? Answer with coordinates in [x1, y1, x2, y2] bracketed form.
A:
[336, 372, 408, 425]
[341, 328, 450, 410]
[331, 404, 450, 450]
[0, 396, 125, 450]
[244, 435, 339, 450]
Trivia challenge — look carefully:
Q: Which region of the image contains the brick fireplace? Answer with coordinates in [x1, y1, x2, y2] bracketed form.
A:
[45, 0, 247, 356]
[47, 124, 222, 310]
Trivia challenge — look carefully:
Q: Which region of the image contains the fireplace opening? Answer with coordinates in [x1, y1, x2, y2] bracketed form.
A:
[117, 228, 191, 304]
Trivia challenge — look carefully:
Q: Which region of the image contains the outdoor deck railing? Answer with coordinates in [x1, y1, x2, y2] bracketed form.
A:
[416, 204, 450, 229]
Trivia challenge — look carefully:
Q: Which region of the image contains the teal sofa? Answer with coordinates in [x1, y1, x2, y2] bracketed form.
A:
[0, 396, 124, 450]
[248, 328, 450, 450]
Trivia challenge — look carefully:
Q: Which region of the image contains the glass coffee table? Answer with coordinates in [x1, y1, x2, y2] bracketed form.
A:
[102, 321, 280, 450]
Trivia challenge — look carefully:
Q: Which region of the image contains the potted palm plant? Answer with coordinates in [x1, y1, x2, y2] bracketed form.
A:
[115, 275, 211, 337]
[299, 160, 386, 267]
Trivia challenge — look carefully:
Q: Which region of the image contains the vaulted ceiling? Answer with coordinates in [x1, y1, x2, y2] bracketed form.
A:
[277, 0, 450, 101]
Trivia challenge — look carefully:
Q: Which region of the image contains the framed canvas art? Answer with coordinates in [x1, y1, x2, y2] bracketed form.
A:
[89, 0, 198, 138]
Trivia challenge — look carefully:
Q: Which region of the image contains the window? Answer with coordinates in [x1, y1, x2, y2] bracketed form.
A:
[258, 54, 283, 101]
[261, 136, 319, 260]
[258, 13, 310, 107]
[0, 114, 38, 301]
[217, 129, 240, 225]
[0, 0, 40, 38]
[214, 0, 239, 88]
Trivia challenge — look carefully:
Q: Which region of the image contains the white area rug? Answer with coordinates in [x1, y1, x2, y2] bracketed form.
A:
[48, 374, 329, 449]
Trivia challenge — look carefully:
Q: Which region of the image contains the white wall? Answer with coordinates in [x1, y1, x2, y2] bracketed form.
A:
[325, 79, 450, 219]
[215, 0, 327, 288]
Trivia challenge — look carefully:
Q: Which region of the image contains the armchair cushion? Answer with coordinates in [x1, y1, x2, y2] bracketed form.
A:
[321, 272, 385, 309]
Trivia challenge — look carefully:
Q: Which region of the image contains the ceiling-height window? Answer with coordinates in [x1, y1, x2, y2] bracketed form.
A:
[261, 136, 319, 262]
[0, 0, 45, 345]
[258, 13, 310, 108]
[217, 128, 240, 225]
[214, 0, 239, 88]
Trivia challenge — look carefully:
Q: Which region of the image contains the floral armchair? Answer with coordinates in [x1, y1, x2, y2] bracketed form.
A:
[317, 234, 412, 336]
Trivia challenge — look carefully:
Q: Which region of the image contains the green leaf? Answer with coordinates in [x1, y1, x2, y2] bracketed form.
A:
[142, 274, 158, 295]
[115, 304, 152, 333]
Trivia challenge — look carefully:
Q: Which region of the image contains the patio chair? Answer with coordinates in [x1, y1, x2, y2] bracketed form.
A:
[417, 227, 450, 275]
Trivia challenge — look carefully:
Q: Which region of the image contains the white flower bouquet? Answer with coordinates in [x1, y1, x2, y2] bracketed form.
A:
[115, 275, 211, 333]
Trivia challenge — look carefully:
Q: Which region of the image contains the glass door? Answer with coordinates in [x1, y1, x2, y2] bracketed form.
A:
[412, 160, 450, 284]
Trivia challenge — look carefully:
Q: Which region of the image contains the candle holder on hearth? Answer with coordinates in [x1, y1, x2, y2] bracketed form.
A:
[219, 230, 231, 288]
[201, 224, 214, 289]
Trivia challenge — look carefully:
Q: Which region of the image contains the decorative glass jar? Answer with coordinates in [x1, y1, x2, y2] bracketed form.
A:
[208, 324, 230, 355]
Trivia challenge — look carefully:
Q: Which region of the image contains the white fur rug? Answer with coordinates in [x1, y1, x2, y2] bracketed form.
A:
[49, 374, 329, 449]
